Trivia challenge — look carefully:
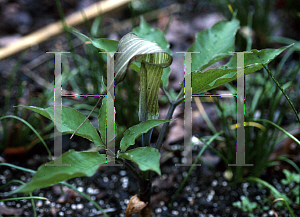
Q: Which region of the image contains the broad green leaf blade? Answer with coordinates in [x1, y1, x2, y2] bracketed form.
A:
[133, 16, 172, 87]
[132, 16, 171, 55]
[120, 119, 171, 152]
[225, 45, 293, 67]
[198, 53, 233, 71]
[118, 147, 161, 175]
[98, 97, 107, 144]
[6, 150, 107, 195]
[189, 68, 236, 94]
[189, 44, 293, 94]
[72, 30, 118, 52]
[188, 19, 240, 71]
[114, 32, 172, 85]
[282, 169, 300, 185]
[88, 38, 119, 52]
[19, 106, 104, 147]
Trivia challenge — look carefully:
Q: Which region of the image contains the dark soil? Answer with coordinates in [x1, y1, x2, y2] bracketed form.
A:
[1, 134, 300, 217]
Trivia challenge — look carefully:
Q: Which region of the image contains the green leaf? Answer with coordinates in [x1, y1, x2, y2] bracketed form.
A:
[252, 118, 300, 146]
[120, 119, 171, 152]
[118, 147, 161, 175]
[132, 16, 171, 54]
[129, 61, 140, 73]
[98, 97, 107, 144]
[17, 106, 51, 119]
[246, 177, 295, 216]
[132, 16, 172, 87]
[19, 106, 104, 147]
[225, 45, 293, 68]
[91, 16, 102, 37]
[188, 19, 240, 71]
[282, 169, 300, 185]
[198, 53, 234, 71]
[6, 150, 108, 195]
[72, 30, 118, 52]
[188, 44, 293, 94]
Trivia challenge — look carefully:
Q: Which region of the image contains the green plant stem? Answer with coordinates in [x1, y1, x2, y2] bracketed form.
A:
[141, 124, 152, 189]
[142, 88, 184, 206]
[154, 102, 175, 149]
[138, 171, 151, 212]
[30, 193, 37, 217]
[163, 15, 173, 34]
[129, 2, 136, 27]
[139, 86, 181, 207]
[155, 94, 184, 150]
[2, 50, 27, 148]
[0, 163, 36, 174]
[13, 81, 26, 128]
[4, 51, 27, 116]
[142, 128, 153, 147]
[0, 180, 25, 192]
[262, 64, 300, 124]
[271, 156, 300, 174]
[0, 197, 50, 202]
[161, 85, 173, 102]
[252, 119, 300, 145]
[55, 0, 87, 93]
[246, 10, 253, 51]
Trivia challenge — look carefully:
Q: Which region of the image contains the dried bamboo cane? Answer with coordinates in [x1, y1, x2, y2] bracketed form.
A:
[0, 0, 132, 60]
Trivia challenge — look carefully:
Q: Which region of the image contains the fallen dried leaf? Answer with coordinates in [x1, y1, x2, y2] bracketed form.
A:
[125, 195, 147, 217]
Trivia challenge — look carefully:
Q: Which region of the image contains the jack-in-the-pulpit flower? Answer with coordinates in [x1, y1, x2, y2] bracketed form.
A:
[114, 33, 172, 121]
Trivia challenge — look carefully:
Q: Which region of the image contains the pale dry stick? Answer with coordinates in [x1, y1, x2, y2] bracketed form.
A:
[0, 0, 132, 60]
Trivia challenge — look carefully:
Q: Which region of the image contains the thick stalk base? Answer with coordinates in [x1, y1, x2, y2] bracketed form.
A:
[139, 179, 152, 217]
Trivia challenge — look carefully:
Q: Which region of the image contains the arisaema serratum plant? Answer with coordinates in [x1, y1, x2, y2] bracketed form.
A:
[2, 16, 294, 216]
